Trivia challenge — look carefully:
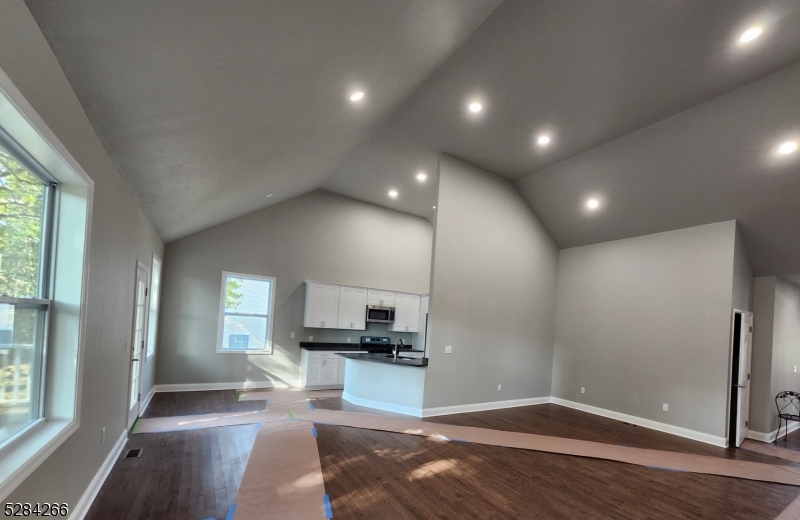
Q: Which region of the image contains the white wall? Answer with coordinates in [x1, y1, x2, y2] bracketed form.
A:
[1, 0, 163, 505]
[423, 155, 559, 409]
[551, 221, 743, 438]
[156, 190, 433, 387]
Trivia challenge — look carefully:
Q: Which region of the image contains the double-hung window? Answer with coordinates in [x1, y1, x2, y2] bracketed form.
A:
[0, 143, 56, 448]
[217, 272, 275, 354]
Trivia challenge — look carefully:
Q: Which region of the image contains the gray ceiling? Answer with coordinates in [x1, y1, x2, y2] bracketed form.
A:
[25, 0, 800, 275]
[25, 0, 501, 240]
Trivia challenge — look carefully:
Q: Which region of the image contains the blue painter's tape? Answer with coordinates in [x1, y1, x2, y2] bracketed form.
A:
[256, 422, 263, 428]
[323, 494, 333, 519]
[647, 465, 688, 473]
[265, 398, 270, 404]
[226, 503, 237, 520]
[312, 427, 318, 438]
[308, 401, 316, 410]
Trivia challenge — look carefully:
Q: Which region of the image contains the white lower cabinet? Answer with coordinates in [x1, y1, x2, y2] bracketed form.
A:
[300, 350, 346, 389]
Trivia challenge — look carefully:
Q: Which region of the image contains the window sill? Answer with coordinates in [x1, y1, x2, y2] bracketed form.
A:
[0, 419, 77, 501]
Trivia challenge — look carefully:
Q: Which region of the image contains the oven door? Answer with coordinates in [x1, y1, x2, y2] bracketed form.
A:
[366, 305, 395, 323]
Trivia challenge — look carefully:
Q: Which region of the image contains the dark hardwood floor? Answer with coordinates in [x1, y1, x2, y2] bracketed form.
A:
[85, 391, 800, 519]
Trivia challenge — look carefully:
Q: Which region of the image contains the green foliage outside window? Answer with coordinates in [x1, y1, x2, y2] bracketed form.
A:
[0, 147, 45, 299]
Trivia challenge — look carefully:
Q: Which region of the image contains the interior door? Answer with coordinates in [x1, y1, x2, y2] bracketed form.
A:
[736, 312, 753, 447]
[127, 263, 149, 428]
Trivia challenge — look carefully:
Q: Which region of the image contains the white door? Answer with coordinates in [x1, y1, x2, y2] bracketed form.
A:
[304, 283, 324, 327]
[735, 311, 754, 447]
[127, 263, 149, 428]
[321, 285, 340, 328]
[405, 295, 421, 332]
[321, 358, 339, 385]
[390, 293, 407, 332]
[337, 287, 353, 329]
[367, 290, 395, 307]
[306, 359, 324, 386]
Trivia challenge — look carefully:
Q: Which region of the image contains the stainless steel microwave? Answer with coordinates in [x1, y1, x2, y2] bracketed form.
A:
[366, 305, 395, 323]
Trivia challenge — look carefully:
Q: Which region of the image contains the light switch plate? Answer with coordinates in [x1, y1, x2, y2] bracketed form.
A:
[662, 403, 669, 412]
[497, 384, 501, 392]
[291, 332, 295, 339]
[247, 365, 252, 372]
[445, 345, 452, 354]
[309, 335, 313, 341]
[581, 387, 585, 394]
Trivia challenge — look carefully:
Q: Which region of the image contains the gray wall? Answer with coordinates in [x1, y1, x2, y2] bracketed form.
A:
[750, 277, 777, 434]
[423, 155, 559, 409]
[1, 0, 164, 505]
[551, 221, 740, 437]
[732, 224, 754, 312]
[750, 277, 800, 434]
[156, 190, 433, 387]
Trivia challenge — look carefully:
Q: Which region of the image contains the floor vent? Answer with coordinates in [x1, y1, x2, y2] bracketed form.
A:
[123, 448, 143, 459]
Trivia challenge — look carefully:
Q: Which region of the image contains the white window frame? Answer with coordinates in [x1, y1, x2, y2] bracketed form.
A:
[145, 254, 162, 360]
[0, 66, 93, 501]
[216, 271, 276, 355]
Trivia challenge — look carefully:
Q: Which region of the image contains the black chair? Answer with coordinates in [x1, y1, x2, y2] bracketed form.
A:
[775, 391, 800, 444]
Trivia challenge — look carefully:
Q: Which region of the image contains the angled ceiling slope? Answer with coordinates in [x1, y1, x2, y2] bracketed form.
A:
[25, 0, 502, 240]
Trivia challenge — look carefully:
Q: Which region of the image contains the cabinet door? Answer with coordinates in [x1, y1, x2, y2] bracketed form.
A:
[321, 358, 339, 385]
[389, 293, 407, 332]
[304, 283, 325, 328]
[305, 359, 324, 386]
[337, 287, 353, 329]
[321, 284, 340, 328]
[367, 290, 395, 307]
[405, 294, 421, 333]
[349, 288, 367, 330]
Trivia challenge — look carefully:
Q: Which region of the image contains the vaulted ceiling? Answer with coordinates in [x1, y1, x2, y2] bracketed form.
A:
[25, 0, 800, 275]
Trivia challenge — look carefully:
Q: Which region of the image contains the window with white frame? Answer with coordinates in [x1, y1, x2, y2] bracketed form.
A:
[217, 272, 275, 354]
[146, 255, 162, 359]
[0, 143, 55, 448]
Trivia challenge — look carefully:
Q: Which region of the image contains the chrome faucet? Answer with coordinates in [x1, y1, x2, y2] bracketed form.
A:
[393, 339, 404, 360]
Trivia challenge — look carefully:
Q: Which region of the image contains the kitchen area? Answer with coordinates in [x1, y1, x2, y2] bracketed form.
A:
[299, 280, 429, 416]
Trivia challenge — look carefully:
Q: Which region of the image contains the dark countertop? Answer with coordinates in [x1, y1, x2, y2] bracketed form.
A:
[299, 342, 421, 352]
[335, 352, 428, 367]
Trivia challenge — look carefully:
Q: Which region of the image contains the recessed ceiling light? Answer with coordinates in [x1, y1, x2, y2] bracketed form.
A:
[433, 206, 436, 209]
[586, 198, 600, 210]
[777, 140, 799, 155]
[266, 193, 274, 198]
[738, 26, 763, 45]
[537, 134, 552, 146]
[388, 189, 398, 198]
[350, 91, 365, 102]
[468, 102, 482, 113]
[416, 172, 428, 182]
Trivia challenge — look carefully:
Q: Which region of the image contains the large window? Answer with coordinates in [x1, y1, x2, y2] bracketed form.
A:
[217, 272, 275, 354]
[0, 144, 54, 448]
[146, 255, 162, 359]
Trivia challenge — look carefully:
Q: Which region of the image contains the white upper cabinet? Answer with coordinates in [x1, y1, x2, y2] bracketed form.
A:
[367, 289, 396, 307]
[303, 282, 340, 328]
[390, 292, 421, 332]
[337, 286, 367, 330]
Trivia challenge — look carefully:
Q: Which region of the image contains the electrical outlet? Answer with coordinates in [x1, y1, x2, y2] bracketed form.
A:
[581, 387, 585, 394]
[101, 427, 106, 444]
[247, 365, 252, 372]
[662, 403, 669, 412]
[309, 335, 313, 341]
[445, 345, 452, 354]
[795, 366, 797, 373]
[497, 384, 502, 392]
[125, 339, 130, 351]
[347, 337, 351, 343]
[290, 332, 295, 339]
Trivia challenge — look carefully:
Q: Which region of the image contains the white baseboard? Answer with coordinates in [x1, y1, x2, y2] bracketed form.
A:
[152, 380, 301, 393]
[140, 386, 156, 415]
[342, 392, 424, 417]
[68, 430, 127, 520]
[422, 397, 551, 417]
[550, 397, 727, 447]
[748, 421, 800, 443]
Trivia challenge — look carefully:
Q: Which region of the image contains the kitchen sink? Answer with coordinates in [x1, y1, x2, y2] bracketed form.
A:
[385, 354, 417, 361]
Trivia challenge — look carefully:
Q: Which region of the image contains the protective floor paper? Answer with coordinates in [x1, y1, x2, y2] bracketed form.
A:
[298, 408, 800, 487]
[742, 439, 800, 464]
[234, 420, 328, 520]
